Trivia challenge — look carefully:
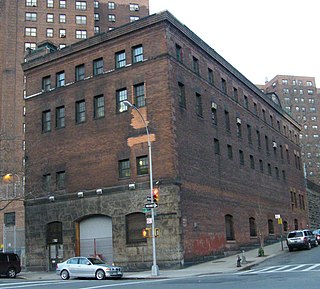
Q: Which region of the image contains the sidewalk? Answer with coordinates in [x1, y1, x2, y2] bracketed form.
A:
[20, 241, 287, 280]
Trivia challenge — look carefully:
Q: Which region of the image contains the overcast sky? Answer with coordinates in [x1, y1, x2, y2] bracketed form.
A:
[149, 0, 320, 86]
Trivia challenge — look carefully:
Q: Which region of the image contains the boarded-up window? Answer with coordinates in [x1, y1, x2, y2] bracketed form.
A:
[126, 213, 146, 244]
[46, 221, 63, 244]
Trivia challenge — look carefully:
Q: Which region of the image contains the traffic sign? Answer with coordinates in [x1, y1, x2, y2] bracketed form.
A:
[146, 196, 152, 202]
[145, 203, 158, 209]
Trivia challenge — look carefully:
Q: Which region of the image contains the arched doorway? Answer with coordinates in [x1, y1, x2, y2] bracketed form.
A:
[78, 215, 113, 263]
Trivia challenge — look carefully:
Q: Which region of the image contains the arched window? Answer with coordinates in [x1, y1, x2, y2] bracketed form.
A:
[46, 221, 63, 244]
[294, 218, 299, 230]
[249, 217, 257, 237]
[126, 213, 146, 244]
[268, 219, 274, 235]
[225, 214, 235, 240]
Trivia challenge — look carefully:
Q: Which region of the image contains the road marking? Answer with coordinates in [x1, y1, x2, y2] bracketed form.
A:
[302, 264, 320, 271]
[240, 263, 320, 274]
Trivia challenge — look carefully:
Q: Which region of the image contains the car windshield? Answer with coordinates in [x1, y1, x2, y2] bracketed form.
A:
[88, 258, 105, 265]
[288, 232, 303, 238]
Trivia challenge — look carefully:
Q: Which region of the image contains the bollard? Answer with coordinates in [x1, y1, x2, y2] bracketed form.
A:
[241, 250, 247, 264]
[236, 255, 241, 267]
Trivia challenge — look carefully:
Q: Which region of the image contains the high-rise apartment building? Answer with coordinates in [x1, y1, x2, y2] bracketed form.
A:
[0, 0, 149, 260]
[258, 75, 320, 185]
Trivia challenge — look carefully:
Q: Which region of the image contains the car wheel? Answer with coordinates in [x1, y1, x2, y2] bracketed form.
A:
[288, 246, 293, 252]
[60, 270, 70, 280]
[307, 242, 312, 250]
[7, 268, 16, 278]
[96, 269, 105, 280]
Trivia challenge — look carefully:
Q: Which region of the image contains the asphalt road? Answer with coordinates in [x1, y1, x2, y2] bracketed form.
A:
[1, 246, 319, 288]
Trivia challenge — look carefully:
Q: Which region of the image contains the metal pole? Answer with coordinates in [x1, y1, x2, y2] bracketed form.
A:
[124, 100, 159, 276]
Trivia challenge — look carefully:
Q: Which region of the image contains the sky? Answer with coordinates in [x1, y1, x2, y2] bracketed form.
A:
[149, 0, 320, 86]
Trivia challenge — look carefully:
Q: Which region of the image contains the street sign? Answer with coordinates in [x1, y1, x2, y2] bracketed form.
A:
[146, 196, 152, 202]
[146, 217, 152, 224]
[275, 214, 281, 219]
[145, 203, 158, 209]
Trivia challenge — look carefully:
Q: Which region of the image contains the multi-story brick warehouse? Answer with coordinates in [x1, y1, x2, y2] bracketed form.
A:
[258, 75, 320, 186]
[0, 0, 148, 259]
[22, 11, 308, 271]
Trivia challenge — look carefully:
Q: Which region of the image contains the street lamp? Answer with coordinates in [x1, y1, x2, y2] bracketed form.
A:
[3, 173, 21, 198]
[123, 100, 159, 276]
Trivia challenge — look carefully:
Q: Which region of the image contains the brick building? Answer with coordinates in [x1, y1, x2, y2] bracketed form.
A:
[0, 0, 148, 259]
[258, 76, 320, 186]
[22, 11, 308, 271]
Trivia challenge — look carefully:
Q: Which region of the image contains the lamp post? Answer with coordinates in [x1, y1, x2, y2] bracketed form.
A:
[123, 100, 159, 276]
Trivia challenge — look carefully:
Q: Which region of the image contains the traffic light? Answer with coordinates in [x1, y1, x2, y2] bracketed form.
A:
[155, 228, 160, 238]
[153, 188, 159, 205]
[142, 228, 151, 238]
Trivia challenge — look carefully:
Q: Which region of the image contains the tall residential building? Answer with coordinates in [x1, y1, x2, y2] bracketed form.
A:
[23, 11, 307, 271]
[0, 0, 149, 259]
[258, 75, 320, 185]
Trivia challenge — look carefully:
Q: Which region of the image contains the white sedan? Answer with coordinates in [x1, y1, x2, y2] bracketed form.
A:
[56, 257, 123, 280]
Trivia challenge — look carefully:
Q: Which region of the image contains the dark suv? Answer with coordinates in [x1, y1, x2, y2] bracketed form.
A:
[287, 229, 318, 251]
[0, 252, 21, 278]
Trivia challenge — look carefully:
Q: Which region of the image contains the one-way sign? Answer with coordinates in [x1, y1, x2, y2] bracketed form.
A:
[145, 203, 158, 209]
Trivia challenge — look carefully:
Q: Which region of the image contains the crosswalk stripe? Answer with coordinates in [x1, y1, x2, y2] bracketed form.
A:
[285, 264, 306, 271]
[302, 264, 320, 271]
[240, 263, 320, 274]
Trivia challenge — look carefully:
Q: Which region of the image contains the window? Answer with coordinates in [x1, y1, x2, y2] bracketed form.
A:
[137, 156, 148, 175]
[175, 44, 183, 62]
[282, 170, 286, 181]
[134, 83, 145, 108]
[47, 0, 53, 7]
[56, 171, 66, 190]
[47, 13, 54, 23]
[116, 88, 128, 113]
[214, 138, 220, 155]
[75, 64, 85, 81]
[25, 27, 37, 36]
[221, 78, 227, 94]
[94, 95, 105, 118]
[244, 95, 249, 109]
[233, 87, 238, 101]
[275, 167, 279, 179]
[249, 217, 257, 237]
[42, 75, 51, 91]
[94, 13, 99, 21]
[4, 212, 15, 226]
[26, 0, 37, 6]
[59, 29, 66, 38]
[46, 28, 54, 37]
[93, 58, 103, 75]
[195, 93, 202, 117]
[247, 124, 252, 144]
[94, 1, 99, 8]
[192, 56, 199, 74]
[208, 68, 214, 84]
[250, 155, 255, 169]
[132, 45, 143, 63]
[119, 159, 130, 178]
[239, 150, 244, 165]
[307, 89, 314, 95]
[42, 174, 51, 191]
[60, 0, 66, 8]
[224, 110, 230, 132]
[76, 30, 87, 39]
[265, 135, 269, 154]
[211, 101, 217, 124]
[267, 163, 272, 175]
[56, 71, 65, 87]
[76, 1, 87, 10]
[115, 51, 126, 68]
[227, 144, 233, 159]
[126, 213, 146, 244]
[262, 109, 266, 122]
[225, 215, 234, 240]
[130, 16, 139, 22]
[76, 100, 86, 123]
[108, 2, 115, 9]
[259, 159, 263, 173]
[94, 26, 100, 34]
[25, 12, 37, 21]
[56, 106, 65, 129]
[57, 13, 66, 23]
[76, 15, 87, 24]
[236, 120, 242, 138]
[42, 110, 51, 133]
[282, 79, 288, 85]
[129, 3, 139, 11]
[268, 219, 274, 234]
[25, 42, 36, 51]
[178, 82, 186, 108]
[108, 14, 116, 22]
[256, 130, 261, 148]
